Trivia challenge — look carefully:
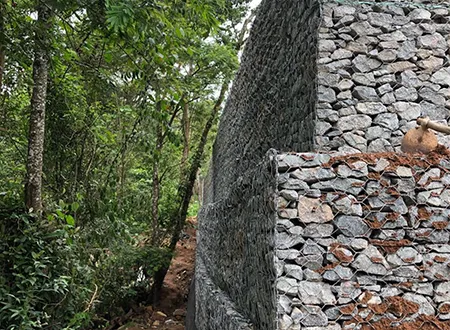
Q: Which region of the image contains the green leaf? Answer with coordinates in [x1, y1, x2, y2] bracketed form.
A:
[65, 215, 75, 226]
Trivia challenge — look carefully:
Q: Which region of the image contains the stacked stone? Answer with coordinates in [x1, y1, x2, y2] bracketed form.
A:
[316, 0, 450, 154]
[275, 152, 450, 330]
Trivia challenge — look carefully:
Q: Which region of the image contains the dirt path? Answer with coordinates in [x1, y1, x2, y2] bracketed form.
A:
[118, 217, 197, 330]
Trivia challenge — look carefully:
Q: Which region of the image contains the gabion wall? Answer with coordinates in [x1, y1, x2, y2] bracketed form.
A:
[191, 0, 450, 329]
[193, 0, 322, 328]
[196, 152, 278, 330]
[316, 0, 450, 154]
[276, 151, 450, 329]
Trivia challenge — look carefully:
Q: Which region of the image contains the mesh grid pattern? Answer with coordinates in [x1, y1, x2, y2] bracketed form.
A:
[276, 151, 450, 330]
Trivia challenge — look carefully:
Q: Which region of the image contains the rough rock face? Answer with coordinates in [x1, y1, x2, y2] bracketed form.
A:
[276, 151, 450, 329]
[316, 1, 450, 155]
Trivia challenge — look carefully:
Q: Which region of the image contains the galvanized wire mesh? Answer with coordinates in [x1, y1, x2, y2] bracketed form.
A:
[276, 151, 450, 329]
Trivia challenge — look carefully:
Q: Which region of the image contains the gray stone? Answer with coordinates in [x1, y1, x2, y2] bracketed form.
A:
[281, 190, 299, 201]
[333, 195, 363, 216]
[285, 264, 303, 281]
[373, 113, 399, 130]
[277, 219, 294, 231]
[388, 247, 423, 267]
[303, 268, 323, 282]
[368, 12, 393, 28]
[337, 161, 368, 178]
[395, 86, 418, 101]
[276, 231, 305, 249]
[277, 249, 300, 260]
[352, 55, 381, 73]
[311, 178, 365, 195]
[352, 72, 375, 86]
[378, 30, 407, 42]
[396, 166, 413, 177]
[407, 228, 450, 244]
[376, 49, 397, 62]
[298, 281, 336, 305]
[325, 59, 352, 72]
[352, 248, 391, 275]
[303, 239, 326, 255]
[408, 8, 431, 22]
[295, 255, 324, 271]
[381, 92, 396, 105]
[418, 33, 447, 49]
[377, 84, 393, 95]
[323, 265, 354, 282]
[335, 215, 370, 237]
[331, 49, 352, 60]
[353, 86, 379, 101]
[366, 126, 390, 141]
[279, 314, 294, 330]
[350, 238, 368, 250]
[418, 168, 441, 185]
[435, 282, 450, 303]
[303, 224, 334, 238]
[431, 68, 450, 86]
[277, 277, 299, 295]
[375, 229, 406, 240]
[338, 79, 354, 91]
[318, 72, 340, 87]
[291, 167, 336, 183]
[334, 281, 362, 304]
[400, 70, 422, 88]
[355, 102, 386, 115]
[420, 87, 446, 106]
[319, 39, 336, 52]
[342, 133, 367, 152]
[350, 21, 382, 36]
[377, 74, 396, 84]
[410, 283, 434, 296]
[299, 305, 328, 327]
[334, 5, 356, 18]
[397, 40, 417, 60]
[278, 295, 292, 314]
[318, 86, 336, 103]
[337, 114, 372, 131]
[392, 102, 422, 121]
[280, 178, 309, 190]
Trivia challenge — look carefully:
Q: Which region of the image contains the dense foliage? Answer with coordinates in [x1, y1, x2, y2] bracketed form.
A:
[0, 0, 252, 328]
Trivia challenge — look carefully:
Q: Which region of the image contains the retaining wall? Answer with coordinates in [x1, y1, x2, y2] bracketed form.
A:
[190, 0, 450, 329]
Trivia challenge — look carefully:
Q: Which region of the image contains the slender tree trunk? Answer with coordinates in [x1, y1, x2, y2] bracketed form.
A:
[151, 102, 163, 244]
[25, 3, 51, 213]
[152, 82, 228, 303]
[181, 101, 190, 170]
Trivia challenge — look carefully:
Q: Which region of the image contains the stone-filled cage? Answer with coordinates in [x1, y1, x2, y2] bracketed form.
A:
[189, 0, 450, 329]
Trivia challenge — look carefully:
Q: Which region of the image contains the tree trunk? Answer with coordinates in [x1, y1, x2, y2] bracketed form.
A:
[151, 102, 163, 244]
[25, 3, 51, 213]
[152, 82, 228, 303]
[181, 101, 190, 170]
